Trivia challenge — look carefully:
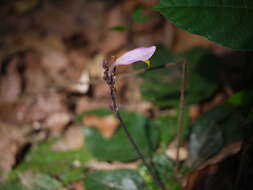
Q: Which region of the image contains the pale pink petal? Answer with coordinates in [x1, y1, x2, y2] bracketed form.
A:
[114, 46, 156, 66]
[108, 46, 156, 74]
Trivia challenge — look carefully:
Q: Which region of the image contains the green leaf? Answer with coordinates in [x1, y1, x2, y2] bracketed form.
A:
[10, 139, 91, 184]
[110, 25, 127, 32]
[187, 104, 250, 167]
[22, 173, 62, 190]
[139, 154, 182, 190]
[155, 0, 253, 50]
[80, 109, 160, 161]
[132, 7, 151, 23]
[138, 46, 220, 107]
[153, 109, 189, 151]
[228, 90, 253, 105]
[84, 170, 146, 190]
[153, 114, 177, 150]
[0, 182, 25, 190]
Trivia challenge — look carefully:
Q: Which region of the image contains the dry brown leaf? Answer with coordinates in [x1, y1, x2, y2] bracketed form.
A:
[25, 91, 67, 122]
[0, 122, 27, 173]
[70, 181, 85, 190]
[83, 114, 119, 138]
[166, 139, 188, 161]
[75, 97, 109, 114]
[0, 57, 21, 104]
[87, 160, 140, 170]
[100, 5, 127, 54]
[52, 125, 84, 151]
[44, 112, 72, 136]
[24, 52, 49, 95]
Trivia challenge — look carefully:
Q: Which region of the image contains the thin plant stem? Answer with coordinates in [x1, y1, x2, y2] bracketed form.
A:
[175, 60, 187, 175]
[115, 111, 167, 190]
[103, 60, 169, 190]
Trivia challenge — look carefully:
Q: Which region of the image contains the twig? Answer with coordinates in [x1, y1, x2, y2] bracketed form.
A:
[103, 60, 168, 190]
[175, 60, 187, 175]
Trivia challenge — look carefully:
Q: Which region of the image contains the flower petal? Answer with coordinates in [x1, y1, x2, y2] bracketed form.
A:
[114, 46, 156, 66]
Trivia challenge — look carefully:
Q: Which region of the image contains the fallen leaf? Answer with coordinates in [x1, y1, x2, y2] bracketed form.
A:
[53, 125, 84, 151]
[166, 146, 188, 161]
[100, 5, 127, 54]
[0, 122, 26, 173]
[87, 160, 139, 170]
[44, 112, 72, 136]
[0, 57, 22, 104]
[83, 115, 119, 138]
[70, 181, 85, 190]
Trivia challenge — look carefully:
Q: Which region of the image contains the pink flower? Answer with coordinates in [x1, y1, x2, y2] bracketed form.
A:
[109, 46, 156, 74]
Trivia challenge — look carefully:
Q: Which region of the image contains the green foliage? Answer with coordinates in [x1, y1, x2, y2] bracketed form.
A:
[84, 170, 146, 190]
[153, 109, 189, 151]
[0, 182, 25, 190]
[0, 174, 62, 190]
[155, 0, 253, 50]
[188, 104, 253, 167]
[23, 173, 62, 190]
[110, 25, 127, 32]
[153, 114, 178, 150]
[78, 109, 160, 161]
[139, 154, 181, 190]
[228, 90, 253, 105]
[11, 139, 91, 184]
[138, 46, 220, 108]
[132, 7, 151, 23]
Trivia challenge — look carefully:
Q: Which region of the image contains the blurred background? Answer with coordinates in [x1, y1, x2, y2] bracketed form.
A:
[1, 0, 253, 190]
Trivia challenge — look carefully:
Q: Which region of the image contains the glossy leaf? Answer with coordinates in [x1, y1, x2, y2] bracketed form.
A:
[155, 0, 253, 50]
[188, 104, 250, 167]
[84, 170, 146, 190]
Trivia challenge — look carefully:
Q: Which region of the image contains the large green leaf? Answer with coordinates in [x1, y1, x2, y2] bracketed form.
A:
[79, 109, 160, 161]
[187, 104, 253, 167]
[84, 170, 146, 190]
[10, 139, 91, 184]
[138, 46, 220, 107]
[155, 0, 253, 50]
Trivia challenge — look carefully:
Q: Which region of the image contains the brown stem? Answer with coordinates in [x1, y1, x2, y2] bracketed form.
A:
[175, 60, 187, 174]
[103, 60, 169, 190]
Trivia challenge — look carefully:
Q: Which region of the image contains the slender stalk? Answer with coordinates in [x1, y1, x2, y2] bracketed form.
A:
[103, 60, 168, 190]
[115, 111, 167, 190]
[175, 60, 187, 174]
